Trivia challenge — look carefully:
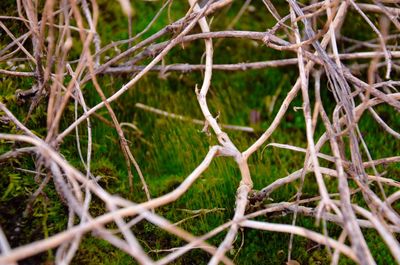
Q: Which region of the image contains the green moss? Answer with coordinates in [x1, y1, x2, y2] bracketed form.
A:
[0, 1, 398, 264]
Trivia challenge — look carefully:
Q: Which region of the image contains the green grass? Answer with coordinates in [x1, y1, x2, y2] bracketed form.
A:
[0, 1, 399, 264]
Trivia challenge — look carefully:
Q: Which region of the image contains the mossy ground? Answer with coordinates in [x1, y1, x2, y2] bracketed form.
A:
[0, 1, 399, 264]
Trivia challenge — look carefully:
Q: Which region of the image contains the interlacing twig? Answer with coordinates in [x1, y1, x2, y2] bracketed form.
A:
[0, 1, 399, 264]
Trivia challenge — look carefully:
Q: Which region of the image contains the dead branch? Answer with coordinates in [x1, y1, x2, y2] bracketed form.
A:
[0, 0, 399, 264]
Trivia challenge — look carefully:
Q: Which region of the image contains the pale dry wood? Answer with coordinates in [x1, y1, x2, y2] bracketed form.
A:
[1, 1, 400, 264]
[135, 102, 254, 132]
[241, 220, 358, 262]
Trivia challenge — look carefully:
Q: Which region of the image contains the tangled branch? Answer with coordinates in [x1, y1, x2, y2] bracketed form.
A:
[0, 0, 399, 264]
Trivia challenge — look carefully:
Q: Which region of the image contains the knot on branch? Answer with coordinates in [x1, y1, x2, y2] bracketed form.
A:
[218, 131, 238, 148]
[166, 23, 182, 34]
[262, 32, 272, 45]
